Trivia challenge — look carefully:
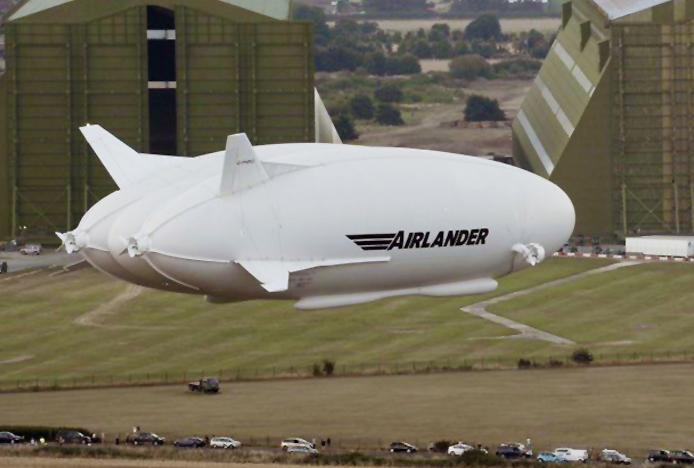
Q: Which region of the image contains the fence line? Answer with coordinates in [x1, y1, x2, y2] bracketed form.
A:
[1, 349, 692, 393]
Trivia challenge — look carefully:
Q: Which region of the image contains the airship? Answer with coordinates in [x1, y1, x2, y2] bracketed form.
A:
[57, 125, 575, 309]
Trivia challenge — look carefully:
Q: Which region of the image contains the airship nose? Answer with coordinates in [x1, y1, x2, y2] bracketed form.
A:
[529, 178, 575, 254]
[513, 175, 575, 268]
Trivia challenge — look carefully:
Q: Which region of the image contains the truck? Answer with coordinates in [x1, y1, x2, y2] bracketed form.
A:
[188, 377, 220, 394]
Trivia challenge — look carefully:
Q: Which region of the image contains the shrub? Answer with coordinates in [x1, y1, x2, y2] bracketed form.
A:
[492, 58, 542, 79]
[349, 95, 375, 120]
[374, 84, 404, 103]
[464, 95, 506, 122]
[572, 348, 594, 365]
[376, 104, 404, 126]
[449, 54, 491, 81]
[312, 363, 323, 377]
[464, 14, 502, 42]
[517, 358, 533, 369]
[430, 440, 452, 453]
[332, 113, 359, 141]
[322, 360, 336, 376]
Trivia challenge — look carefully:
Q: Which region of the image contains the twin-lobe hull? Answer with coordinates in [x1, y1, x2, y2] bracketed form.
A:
[62, 126, 575, 309]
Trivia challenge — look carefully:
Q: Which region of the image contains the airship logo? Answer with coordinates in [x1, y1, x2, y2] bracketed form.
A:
[347, 229, 490, 252]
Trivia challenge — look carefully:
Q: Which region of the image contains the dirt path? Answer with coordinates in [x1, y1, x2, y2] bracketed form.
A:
[462, 261, 642, 344]
[73, 284, 143, 327]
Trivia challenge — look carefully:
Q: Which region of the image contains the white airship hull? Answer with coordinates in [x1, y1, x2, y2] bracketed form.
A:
[59, 126, 575, 309]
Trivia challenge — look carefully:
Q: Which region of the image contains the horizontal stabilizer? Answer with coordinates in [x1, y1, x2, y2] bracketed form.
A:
[237, 257, 390, 293]
[220, 134, 269, 195]
[80, 125, 186, 189]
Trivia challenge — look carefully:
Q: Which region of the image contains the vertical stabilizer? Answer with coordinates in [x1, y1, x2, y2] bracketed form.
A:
[219, 133, 270, 194]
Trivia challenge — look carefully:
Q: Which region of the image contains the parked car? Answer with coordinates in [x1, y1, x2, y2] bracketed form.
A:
[647, 450, 672, 463]
[390, 442, 417, 453]
[56, 430, 91, 445]
[174, 437, 205, 448]
[538, 452, 566, 463]
[188, 377, 219, 394]
[20, 244, 41, 255]
[670, 451, 694, 464]
[210, 437, 241, 449]
[600, 449, 631, 465]
[448, 443, 474, 456]
[554, 448, 588, 462]
[496, 443, 532, 459]
[130, 432, 165, 446]
[288, 445, 319, 455]
[281, 438, 314, 451]
[0, 432, 24, 444]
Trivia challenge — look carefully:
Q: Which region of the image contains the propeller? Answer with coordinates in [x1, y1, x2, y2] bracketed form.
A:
[55, 230, 86, 254]
[512, 243, 546, 267]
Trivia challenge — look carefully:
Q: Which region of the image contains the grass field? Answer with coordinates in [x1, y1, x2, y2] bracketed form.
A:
[0, 258, 612, 381]
[1, 364, 693, 454]
[489, 262, 694, 357]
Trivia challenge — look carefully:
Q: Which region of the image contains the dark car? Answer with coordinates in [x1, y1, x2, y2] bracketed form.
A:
[0, 432, 24, 444]
[131, 432, 165, 446]
[174, 437, 206, 448]
[56, 430, 91, 445]
[496, 444, 532, 459]
[188, 377, 220, 394]
[390, 442, 417, 453]
[671, 451, 694, 464]
[646, 450, 672, 463]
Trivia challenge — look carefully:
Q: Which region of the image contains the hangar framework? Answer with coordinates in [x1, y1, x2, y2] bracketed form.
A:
[513, 0, 694, 239]
[0, 0, 318, 242]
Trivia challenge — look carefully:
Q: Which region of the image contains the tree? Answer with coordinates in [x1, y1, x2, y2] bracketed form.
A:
[332, 113, 359, 141]
[464, 94, 506, 122]
[464, 14, 502, 42]
[292, 5, 331, 46]
[411, 39, 433, 59]
[393, 54, 421, 75]
[433, 41, 454, 59]
[448, 54, 491, 80]
[376, 104, 404, 126]
[349, 94, 376, 120]
[375, 84, 404, 103]
[363, 0, 431, 12]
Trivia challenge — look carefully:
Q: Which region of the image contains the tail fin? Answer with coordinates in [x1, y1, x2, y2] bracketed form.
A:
[79, 125, 184, 189]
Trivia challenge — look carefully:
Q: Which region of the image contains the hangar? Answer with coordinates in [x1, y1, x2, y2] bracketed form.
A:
[0, 0, 321, 242]
[513, 0, 694, 239]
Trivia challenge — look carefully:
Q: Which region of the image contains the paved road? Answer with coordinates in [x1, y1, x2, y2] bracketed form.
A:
[462, 261, 642, 344]
[0, 251, 75, 274]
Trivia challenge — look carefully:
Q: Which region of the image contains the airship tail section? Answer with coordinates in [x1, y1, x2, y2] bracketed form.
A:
[80, 124, 187, 189]
[220, 133, 269, 194]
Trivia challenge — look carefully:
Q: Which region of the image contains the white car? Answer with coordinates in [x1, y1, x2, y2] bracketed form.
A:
[210, 437, 241, 449]
[449, 443, 474, 456]
[281, 438, 313, 451]
[600, 449, 631, 464]
[19, 244, 41, 255]
[554, 448, 588, 462]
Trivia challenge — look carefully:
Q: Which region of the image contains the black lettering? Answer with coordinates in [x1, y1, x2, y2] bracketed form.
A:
[444, 230, 459, 247]
[456, 230, 469, 246]
[411, 232, 424, 248]
[421, 232, 431, 248]
[388, 231, 405, 250]
[477, 228, 489, 245]
[467, 229, 479, 246]
[431, 231, 444, 247]
[404, 232, 414, 249]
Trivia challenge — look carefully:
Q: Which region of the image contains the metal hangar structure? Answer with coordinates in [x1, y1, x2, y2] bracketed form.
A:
[513, 0, 694, 239]
[0, 0, 316, 242]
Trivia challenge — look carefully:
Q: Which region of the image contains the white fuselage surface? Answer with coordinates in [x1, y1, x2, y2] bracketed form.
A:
[58, 126, 575, 309]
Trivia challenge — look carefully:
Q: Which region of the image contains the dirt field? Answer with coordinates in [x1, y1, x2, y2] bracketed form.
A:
[372, 18, 561, 34]
[2, 364, 694, 454]
[355, 79, 531, 156]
